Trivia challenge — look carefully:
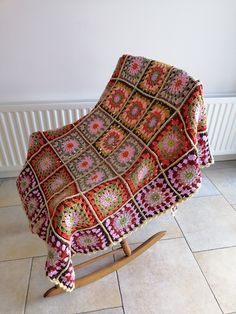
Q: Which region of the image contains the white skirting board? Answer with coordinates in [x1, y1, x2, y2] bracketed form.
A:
[0, 98, 235, 178]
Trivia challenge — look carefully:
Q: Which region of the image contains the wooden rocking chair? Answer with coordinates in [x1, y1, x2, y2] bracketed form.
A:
[44, 230, 166, 297]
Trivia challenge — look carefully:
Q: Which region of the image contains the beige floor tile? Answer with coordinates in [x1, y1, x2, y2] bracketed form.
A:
[25, 253, 121, 314]
[86, 307, 124, 314]
[116, 238, 221, 314]
[0, 258, 31, 314]
[175, 195, 236, 252]
[195, 247, 236, 314]
[204, 168, 236, 204]
[0, 206, 46, 261]
[124, 212, 182, 245]
[192, 174, 219, 198]
[0, 178, 21, 208]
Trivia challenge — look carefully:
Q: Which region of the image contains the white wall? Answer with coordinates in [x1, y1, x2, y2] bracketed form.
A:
[0, 0, 236, 103]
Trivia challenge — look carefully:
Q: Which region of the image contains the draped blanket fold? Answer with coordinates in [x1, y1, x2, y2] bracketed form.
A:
[16, 55, 213, 291]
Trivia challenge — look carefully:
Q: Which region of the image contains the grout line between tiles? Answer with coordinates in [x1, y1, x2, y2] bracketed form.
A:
[115, 270, 126, 314]
[0, 254, 47, 264]
[204, 171, 236, 207]
[174, 217, 224, 314]
[193, 245, 236, 254]
[193, 257, 224, 314]
[77, 305, 123, 314]
[158, 235, 184, 241]
[192, 193, 220, 199]
[202, 160, 236, 170]
[112, 252, 127, 314]
[0, 203, 22, 209]
[111, 235, 184, 251]
[23, 257, 33, 314]
[126, 235, 184, 246]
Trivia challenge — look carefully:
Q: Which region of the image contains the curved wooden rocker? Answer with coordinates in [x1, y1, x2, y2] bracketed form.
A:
[44, 230, 166, 297]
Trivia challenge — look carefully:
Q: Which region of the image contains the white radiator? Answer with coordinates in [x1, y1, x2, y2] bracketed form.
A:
[0, 98, 235, 177]
[206, 97, 236, 159]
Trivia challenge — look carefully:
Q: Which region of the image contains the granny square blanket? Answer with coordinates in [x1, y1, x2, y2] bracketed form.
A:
[16, 55, 213, 291]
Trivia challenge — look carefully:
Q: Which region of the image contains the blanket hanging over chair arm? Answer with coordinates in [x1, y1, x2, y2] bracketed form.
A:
[16, 55, 214, 291]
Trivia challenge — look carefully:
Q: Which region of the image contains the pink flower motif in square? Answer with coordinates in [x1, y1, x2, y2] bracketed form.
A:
[62, 139, 79, 153]
[168, 71, 189, 95]
[128, 57, 144, 76]
[76, 156, 93, 172]
[117, 144, 135, 164]
[86, 170, 105, 185]
[88, 118, 104, 135]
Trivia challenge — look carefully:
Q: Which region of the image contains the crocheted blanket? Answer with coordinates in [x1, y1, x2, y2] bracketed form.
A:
[16, 55, 213, 291]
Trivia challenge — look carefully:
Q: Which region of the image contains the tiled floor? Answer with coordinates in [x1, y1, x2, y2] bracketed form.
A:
[0, 160, 236, 314]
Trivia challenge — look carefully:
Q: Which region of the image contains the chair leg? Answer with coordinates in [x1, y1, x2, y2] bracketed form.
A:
[121, 239, 132, 256]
